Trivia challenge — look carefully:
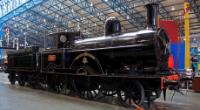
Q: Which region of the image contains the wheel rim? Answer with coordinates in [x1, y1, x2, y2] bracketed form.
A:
[73, 64, 100, 99]
[59, 80, 71, 95]
[80, 89, 99, 99]
[118, 81, 145, 106]
[71, 56, 103, 99]
[101, 90, 117, 96]
[18, 74, 25, 86]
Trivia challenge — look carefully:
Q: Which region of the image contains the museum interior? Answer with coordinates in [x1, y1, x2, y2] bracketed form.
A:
[0, 0, 200, 110]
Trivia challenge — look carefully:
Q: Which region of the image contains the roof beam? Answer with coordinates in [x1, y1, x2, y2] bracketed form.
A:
[0, 0, 47, 25]
[189, 0, 200, 23]
[101, 0, 145, 29]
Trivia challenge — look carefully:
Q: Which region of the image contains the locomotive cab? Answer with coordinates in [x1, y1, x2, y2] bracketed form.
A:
[45, 32, 81, 49]
[41, 32, 81, 73]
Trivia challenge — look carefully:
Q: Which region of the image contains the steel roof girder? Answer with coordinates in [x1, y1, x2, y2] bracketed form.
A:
[101, 0, 145, 29]
[68, 0, 106, 22]
[189, 0, 200, 22]
[0, 0, 47, 25]
[30, 9, 67, 30]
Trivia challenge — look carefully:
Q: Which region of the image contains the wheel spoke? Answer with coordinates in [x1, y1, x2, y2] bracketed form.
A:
[118, 82, 145, 106]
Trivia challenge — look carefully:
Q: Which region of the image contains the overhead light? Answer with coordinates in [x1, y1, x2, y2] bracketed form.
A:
[77, 22, 80, 27]
[171, 6, 175, 11]
[104, 0, 108, 2]
[126, 15, 130, 19]
[12, 17, 15, 20]
[90, 3, 93, 7]
[71, 9, 74, 13]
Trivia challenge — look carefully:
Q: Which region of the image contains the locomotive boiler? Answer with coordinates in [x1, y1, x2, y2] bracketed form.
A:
[5, 3, 174, 107]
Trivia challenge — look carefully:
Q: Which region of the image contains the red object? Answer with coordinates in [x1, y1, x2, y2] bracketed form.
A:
[168, 54, 174, 69]
[192, 77, 200, 92]
[161, 77, 165, 90]
[161, 74, 179, 90]
[159, 20, 179, 43]
[166, 74, 179, 81]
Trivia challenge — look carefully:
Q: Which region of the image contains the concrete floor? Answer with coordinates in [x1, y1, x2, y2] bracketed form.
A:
[0, 72, 199, 110]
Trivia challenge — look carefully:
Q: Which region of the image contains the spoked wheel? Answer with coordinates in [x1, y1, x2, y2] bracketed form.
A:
[18, 74, 26, 86]
[8, 73, 16, 85]
[73, 77, 99, 100]
[118, 81, 145, 106]
[47, 75, 57, 91]
[79, 89, 99, 100]
[57, 77, 72, 95]
[27, 74, 41, 89]
[72, 64, 101, 100]
[101, 90, 117, 96]
[71, 55, 104, 100]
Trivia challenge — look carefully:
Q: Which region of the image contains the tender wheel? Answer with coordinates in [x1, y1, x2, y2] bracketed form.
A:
[27, 73, 40, 89]
[18, 74, 25, 86]
[8, 73, 16, 85]
[118, 81, 145, 106]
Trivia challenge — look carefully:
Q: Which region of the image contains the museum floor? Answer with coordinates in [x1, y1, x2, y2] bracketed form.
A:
[0, 72, 199, 110]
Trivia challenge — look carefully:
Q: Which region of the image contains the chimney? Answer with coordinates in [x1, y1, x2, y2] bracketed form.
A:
[145, 3, 159, 29]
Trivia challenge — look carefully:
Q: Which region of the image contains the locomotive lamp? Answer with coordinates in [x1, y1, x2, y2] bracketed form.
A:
[60, 35, 67, 43]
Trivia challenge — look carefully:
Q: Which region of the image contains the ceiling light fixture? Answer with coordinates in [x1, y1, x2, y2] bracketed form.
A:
[90, 3, 93, 7]
[171, 6, 175, 11]
[126, 15, 130, 19]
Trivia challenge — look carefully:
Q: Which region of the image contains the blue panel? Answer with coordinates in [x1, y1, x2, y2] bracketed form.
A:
[0, 24, 3, 63]
[190, 47, 197, 56]
[0, 25, 3, 37]
[170, 41, 185, 71]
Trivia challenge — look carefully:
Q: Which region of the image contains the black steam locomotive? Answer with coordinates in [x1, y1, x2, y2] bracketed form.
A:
[5, 3, 173, 106]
